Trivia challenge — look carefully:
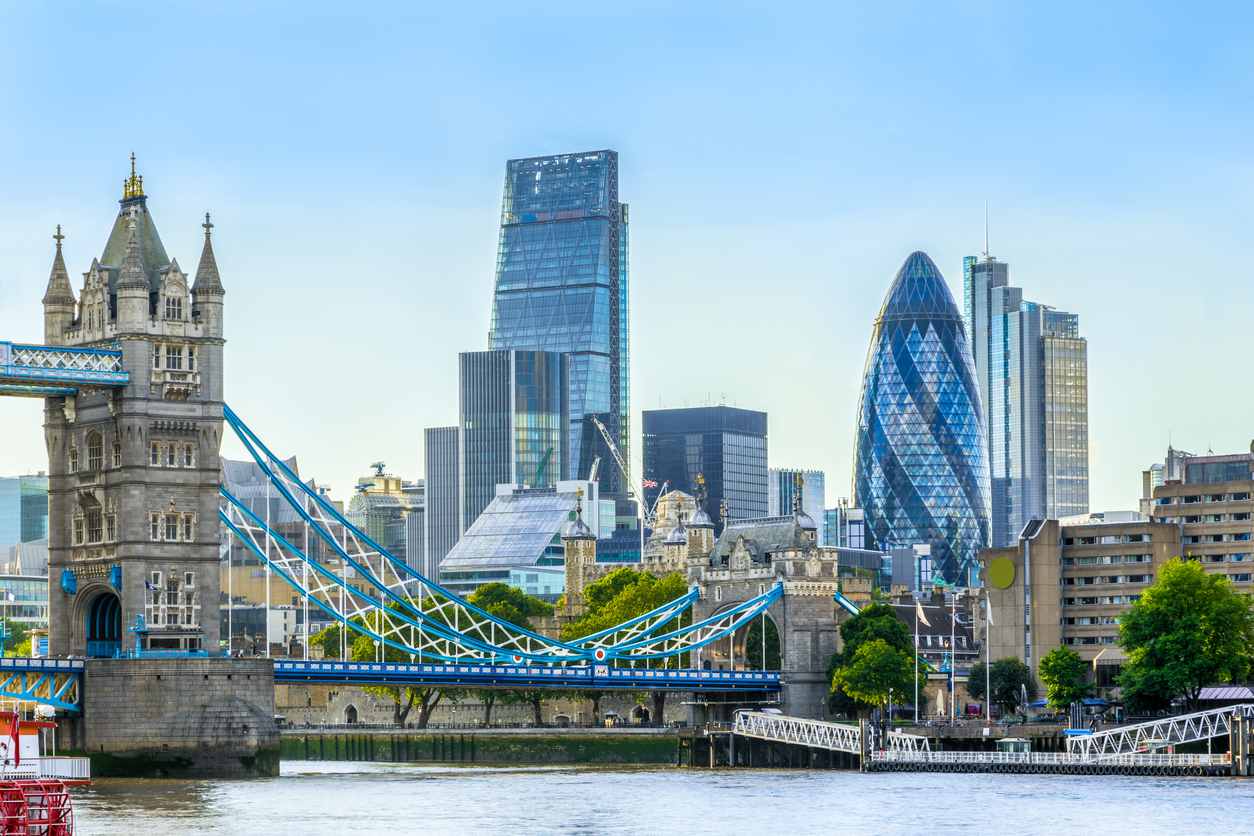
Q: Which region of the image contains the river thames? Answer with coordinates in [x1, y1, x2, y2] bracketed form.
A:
[70, 762, 1254, 835]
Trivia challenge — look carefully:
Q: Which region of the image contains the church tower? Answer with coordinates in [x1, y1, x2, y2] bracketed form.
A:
[44, 158, 226, 656]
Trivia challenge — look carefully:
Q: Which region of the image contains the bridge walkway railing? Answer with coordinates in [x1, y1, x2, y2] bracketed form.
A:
[1068, 703, 1254, 759]
[732, 712, 928, 755]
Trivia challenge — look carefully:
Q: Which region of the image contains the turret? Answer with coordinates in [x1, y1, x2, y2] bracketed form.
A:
[687, 505, 715, 556]
[114, 222, 149, 333]
[663, 517, 688, 566]
[561, 495, 597, 616]
[42, 226, 76, 345]
[191, 213, 225, 337]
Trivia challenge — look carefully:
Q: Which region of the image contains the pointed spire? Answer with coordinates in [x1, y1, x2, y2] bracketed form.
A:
[193, 212, 224, 294]
[116, 216, 149, 289]
[42, 225, 75, 305]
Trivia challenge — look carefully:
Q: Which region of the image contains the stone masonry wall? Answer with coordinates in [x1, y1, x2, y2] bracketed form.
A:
[84, 658, 278, 776]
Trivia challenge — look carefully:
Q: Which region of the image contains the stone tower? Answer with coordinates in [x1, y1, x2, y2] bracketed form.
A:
[44, 159, 226, 657]
[560, 497, 597, 617]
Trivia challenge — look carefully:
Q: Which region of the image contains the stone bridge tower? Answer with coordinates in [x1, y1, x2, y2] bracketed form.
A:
[44, 160, 225, 657]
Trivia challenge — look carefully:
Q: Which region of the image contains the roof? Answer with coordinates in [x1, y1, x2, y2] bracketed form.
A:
[876, 251, 963, 325]
[100, 195, 170, 293]
[711, 516, 811, 558]
[439, 488, 579, 572]
[1199, 686, 1254, 701]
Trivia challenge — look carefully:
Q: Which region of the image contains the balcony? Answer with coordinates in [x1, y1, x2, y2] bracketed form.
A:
[150, 368, 201, 401]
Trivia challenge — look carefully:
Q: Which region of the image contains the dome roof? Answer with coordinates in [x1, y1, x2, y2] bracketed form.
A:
[665, 519, 688, 545]
[689, 507, 714, 528]
[877, 251, 964, 325]
[795, 509, 817, 531]
[563, 505, 595, 540]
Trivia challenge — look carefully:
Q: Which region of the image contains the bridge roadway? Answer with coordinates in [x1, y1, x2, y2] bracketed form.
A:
[0, 341, 128, 397]
[275, 660, 781, 692]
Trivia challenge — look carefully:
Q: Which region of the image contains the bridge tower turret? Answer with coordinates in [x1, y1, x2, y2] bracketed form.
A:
[41, 227, 76, 345]
[561, 496, 597, 617]
[45, 159, 225, 658]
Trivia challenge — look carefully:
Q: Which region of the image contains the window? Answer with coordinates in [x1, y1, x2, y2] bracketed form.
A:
[1206, 555, 1227, 563]
[1079, 597, 1098, 605]
[182, 515, 193, 541]
[1235, 533, 1252, 542]
[1185, 516, 1202, 524]
[165, 295, 183, 321]
[1100, 636, 1116, 645]
[1233, 493, 1251, 502]
[1126, 554, 1151, 564]
[1061, 558, 1074, 566]
[86, 509, 102, 543]
[185, 573, 194, 587]
[87, 433, 103, 470]
[188, 348, 195, 371]
[1235, 513, 1251, 522]
[1101, 555, 1123, 564]
[112, 442, 121, 468]
[1232, 554, 1251, 562]
[1232, 574, 1253, 583]
[1063, 598, 1076, 606]
[1062, 577, 1075, 586]
[1207, 494, 1225, 503]
[1207, 515, 1226, 523]
[153, 346, 161, 369]
[151, 442, 160, 466]
[1126, 534, 1148, 543]
[166, 346, 183, 370]
[1102, 576, 1122, 584]
[68, 448, 78, 473]
[106, 515, 115, 541]
[165, 515, 178, 540]
[1126, 574, 1152, 584]
[150, 514, 160, 540]
[1078, 576, 1096, 585]
[1077, 556, 1098, 565]
[1206, 534, 1226, 543]
[1100, 535, 1119, 545]
[167, 445, 176, 466]
[1062, 538, 1075, 545]
[1184, 495, 1201, 504]
[73, 518, 83, 545]
[1184, 535, 1202, 544]
[1079, 537, 1097, 545]
[184, 445, 193, 466]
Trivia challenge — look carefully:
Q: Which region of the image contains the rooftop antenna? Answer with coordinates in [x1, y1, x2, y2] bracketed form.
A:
[983, 199, 989, 261]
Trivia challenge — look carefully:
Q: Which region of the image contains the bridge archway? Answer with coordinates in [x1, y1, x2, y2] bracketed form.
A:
[86, 592, 121, 658]
[344, 705, 358, 724]
[738, 614, 781, 672]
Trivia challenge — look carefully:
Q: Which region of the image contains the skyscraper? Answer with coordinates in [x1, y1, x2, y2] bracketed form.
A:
[423, 427, 460, 576]
[458, 349, 568, 531]
[642, 406, 768, 531]
[0, 474, 49, 546]
[855, 251, 991, 586]
[488, 151, 629, 495]
[768, 468, 825, 543]
[965, 251, 1089, 546]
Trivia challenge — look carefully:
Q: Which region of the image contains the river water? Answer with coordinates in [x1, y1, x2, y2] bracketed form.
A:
[70, 761, 1254, 835]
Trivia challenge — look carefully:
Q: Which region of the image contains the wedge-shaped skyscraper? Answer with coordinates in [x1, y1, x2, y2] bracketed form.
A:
[854, 252, 991, 585]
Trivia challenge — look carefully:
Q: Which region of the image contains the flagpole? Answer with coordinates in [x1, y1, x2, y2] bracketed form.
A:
[914, 602, 919, 724]
[950, 589, 957, 723]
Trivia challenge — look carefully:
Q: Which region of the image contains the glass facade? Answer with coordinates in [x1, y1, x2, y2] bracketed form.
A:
[768, 468, 826, 544]
[0, 576, 49, 627]
[642, 406, 768, 532]
[489, 151, 629, 495]
[855, 251, 991, 586]
[458, 349, 568, 532]
[967, 250, 1089, 545]
[423, 427, 460, 574]
[0, 475, 49, 546]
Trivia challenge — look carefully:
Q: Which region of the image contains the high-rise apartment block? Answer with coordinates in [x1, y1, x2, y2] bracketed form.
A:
[0, 474, 49, 546]
[964, 252, 1089, 546]
[642, 406, 768, 532]
[488, 151, 629, 496]
[768, 468, 825, 544]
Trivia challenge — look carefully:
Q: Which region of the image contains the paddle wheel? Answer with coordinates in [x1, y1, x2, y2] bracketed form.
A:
[0, 781, 73, 835]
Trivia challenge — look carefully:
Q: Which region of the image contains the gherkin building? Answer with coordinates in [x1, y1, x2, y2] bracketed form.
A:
[854, 251, 991, 586]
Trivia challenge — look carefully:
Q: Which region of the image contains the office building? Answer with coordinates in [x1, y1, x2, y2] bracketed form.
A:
[964, 250, 1089, 546]
[488, 150, 630, 496]
[458, 349, 568, 531]
[423, 427, 460, 578]
[1, 539, 50, 633]
[768, 469, 825, 544]
[345, 464, 422, 571]
[438, 480, 611, 601]
[824, 503, 868, 551]
[984, 447, 1254, 690]
[0, 474, 49, 546]
[642, 406, 768, 532]
[855, 251, 991, 586]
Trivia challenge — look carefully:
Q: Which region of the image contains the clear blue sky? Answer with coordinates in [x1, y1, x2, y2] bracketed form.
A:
[2, 1, 1252, 511]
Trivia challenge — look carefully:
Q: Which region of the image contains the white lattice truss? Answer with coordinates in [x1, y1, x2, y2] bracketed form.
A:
[220, 405, 783, 665]
[732, 712, 930, 755]
[1067, 703, 1254, 760]
[10, 344, 122, 373]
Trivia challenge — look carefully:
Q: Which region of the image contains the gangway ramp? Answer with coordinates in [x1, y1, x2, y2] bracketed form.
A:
[732, 711, 928, 756]
[1068, 703, 1254, 759]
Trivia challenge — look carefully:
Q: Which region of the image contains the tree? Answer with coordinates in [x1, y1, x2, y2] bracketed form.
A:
[309, 622, 361, 660]
[825, 603, 915, 716]
[1039, 647, 1090, 712]
[745, 616, 780, 671]
[0, 619, 29, 656]
[563, 569, 691, 722]
[461, 584, 551, 725]
[1118, 558, 1254, 713]
[967, 657, 1037, 716]
[830, 639, 919, 718]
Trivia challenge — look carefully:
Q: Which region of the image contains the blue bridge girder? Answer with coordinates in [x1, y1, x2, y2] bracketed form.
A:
[0, 341, 129, 398]
[0, 658, 84, 713]
[274, 660, 781, 692]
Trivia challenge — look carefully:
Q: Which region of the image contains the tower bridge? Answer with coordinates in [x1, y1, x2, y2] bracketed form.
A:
[0, 162, 852, 773]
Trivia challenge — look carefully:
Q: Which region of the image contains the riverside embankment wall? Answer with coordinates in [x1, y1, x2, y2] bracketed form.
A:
[281, 728, 678, 765]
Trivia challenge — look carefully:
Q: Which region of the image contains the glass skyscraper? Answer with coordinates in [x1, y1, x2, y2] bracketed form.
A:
[965, 252, 1089, 546]
[855, 251, 991, 586]
[642, 406, 768, 532]
[489, 151, 629, 495]
[457, 349, 568, 531]
[768, 468, 826, 543]
[0, 475, 48, 546]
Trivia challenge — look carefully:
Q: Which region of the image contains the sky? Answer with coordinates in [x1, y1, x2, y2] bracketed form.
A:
[2, 1, 1253, 512]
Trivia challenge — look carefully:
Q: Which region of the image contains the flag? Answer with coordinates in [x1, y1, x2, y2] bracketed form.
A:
[985, 595, 995, 627]
[914, 599, 930, 627]
[642, 479, 658, 488]
[144, 580, 159, 591]
[6, 712, 17, 768]
[3, 592, 13, 603]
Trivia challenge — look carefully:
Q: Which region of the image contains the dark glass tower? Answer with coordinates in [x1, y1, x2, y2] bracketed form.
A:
[642, 406, 768, 533]
[489, 151, 629, 494]
[855, 252, 991, 585]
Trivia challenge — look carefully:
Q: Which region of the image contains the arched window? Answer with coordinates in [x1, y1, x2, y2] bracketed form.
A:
[68, 448, 78, 473]
[165, 295, 183, 320]
[87, 432, 103, 470]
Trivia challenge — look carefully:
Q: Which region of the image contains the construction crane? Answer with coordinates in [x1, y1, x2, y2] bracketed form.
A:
[532, 447, 554, 487]
[589, 415, 647, 560]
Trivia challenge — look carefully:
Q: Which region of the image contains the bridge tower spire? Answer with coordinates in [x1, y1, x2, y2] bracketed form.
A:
[42, 225, 76, 345]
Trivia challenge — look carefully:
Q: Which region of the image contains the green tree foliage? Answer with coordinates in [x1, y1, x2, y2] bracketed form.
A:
[966, 657, 1037, 715]
[830, 639, 919, 714]
[309, 622, 361, 660]
[1038, 647, 1090, 712]
[745, 616, 780, 671]
[1117, 558, 1254, 713]
[0, 619, 30, 655]
[462, 583, 551, 723]
[825, 603, 915, 715]
[562, 568, 691, 722]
